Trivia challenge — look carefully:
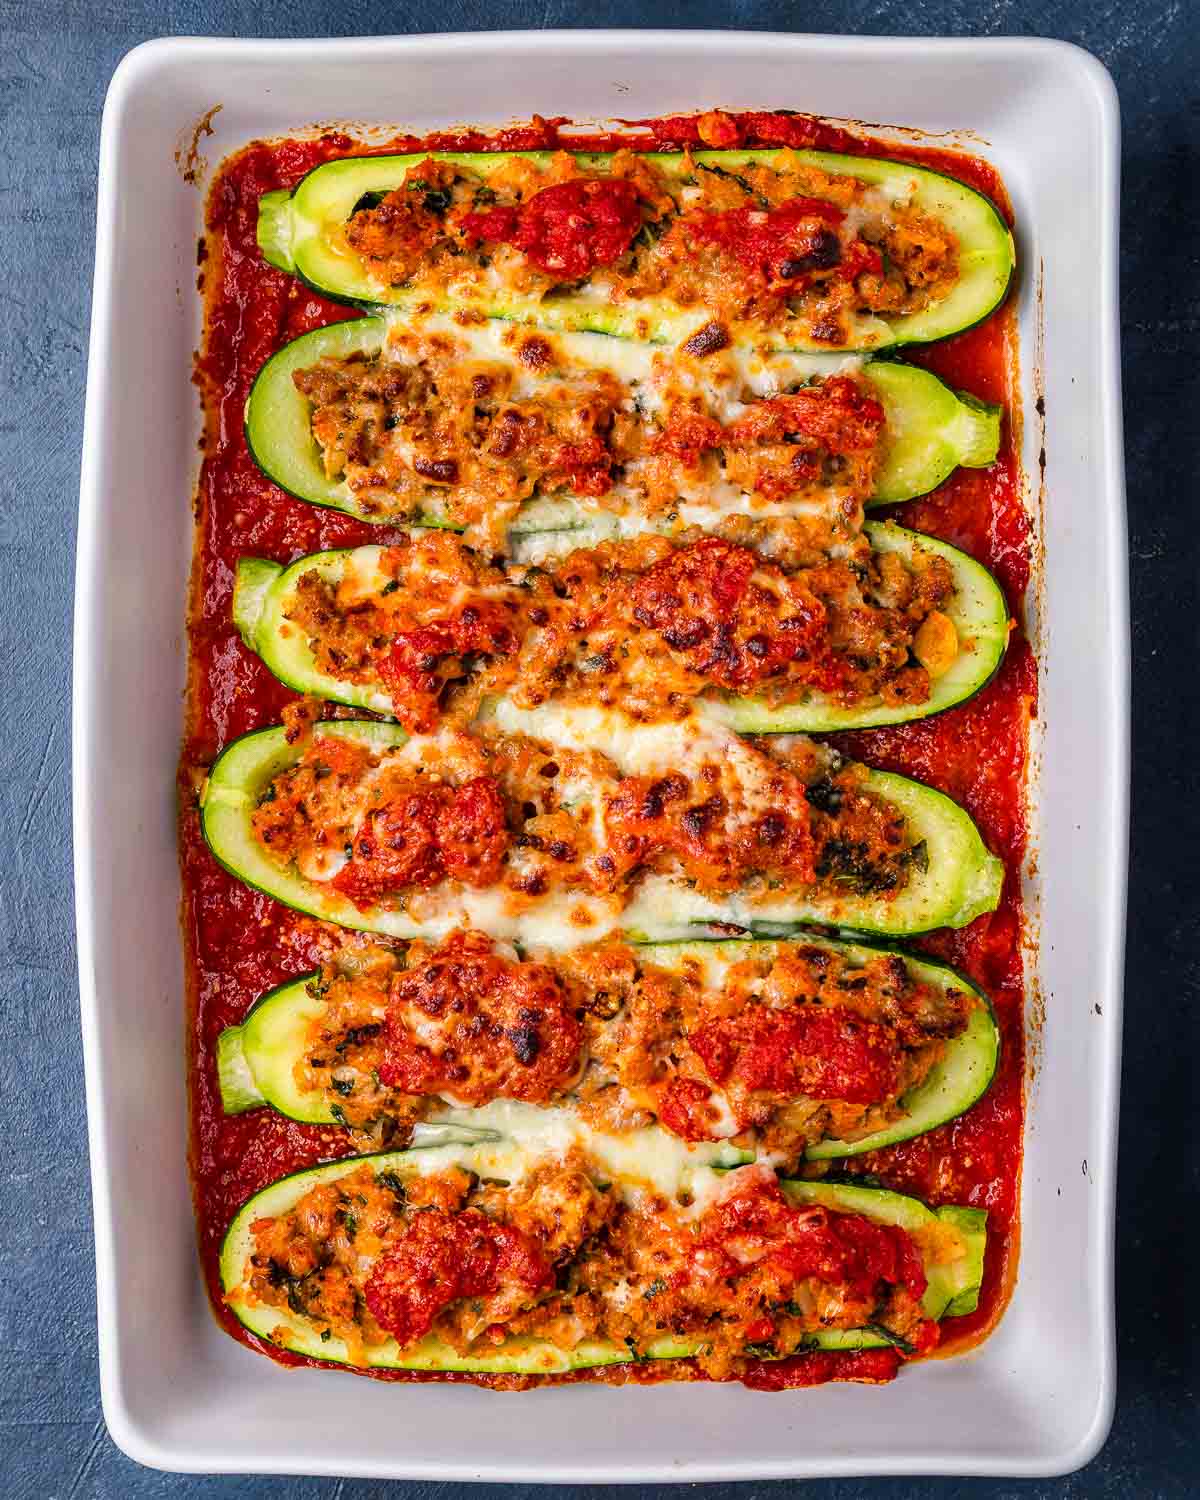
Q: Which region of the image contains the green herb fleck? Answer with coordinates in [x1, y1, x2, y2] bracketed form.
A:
[411, 183, 451, 214]
[815, 838, 901, 895]
[743, 1340, 777, 1359]
[865, 1322, 917, 1355]
[336, 1023, 383, 1055]
[633, 217, 667, 252]
[377, 1170, 408, 1205]
[696, 161, 768, 207]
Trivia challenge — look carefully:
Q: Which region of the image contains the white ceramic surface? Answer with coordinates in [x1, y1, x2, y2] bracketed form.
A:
[74, 31, 1126, 1480]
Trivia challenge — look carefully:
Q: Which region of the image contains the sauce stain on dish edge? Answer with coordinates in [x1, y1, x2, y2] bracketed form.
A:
[176, 103, 223, 186]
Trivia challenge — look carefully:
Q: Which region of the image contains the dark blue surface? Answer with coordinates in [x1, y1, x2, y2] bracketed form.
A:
[1, 2, 1196, 1495]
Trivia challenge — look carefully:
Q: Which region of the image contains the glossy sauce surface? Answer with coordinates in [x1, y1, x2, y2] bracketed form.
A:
[183, 111, 1031, 1386]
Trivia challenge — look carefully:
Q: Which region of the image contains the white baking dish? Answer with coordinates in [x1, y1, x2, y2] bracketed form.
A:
[74, 30, 1126, 1480]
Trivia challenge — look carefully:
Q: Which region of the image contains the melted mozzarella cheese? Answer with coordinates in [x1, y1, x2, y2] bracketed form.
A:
[381, 309, 864, 415]
[488, 700, 741, 777]
[488, 703, 795, 841]
[339, 544, 391, 603]
[428, 1099, 746, 1215]
[407, 882, 623, 952]
[296, 845, 350, 882]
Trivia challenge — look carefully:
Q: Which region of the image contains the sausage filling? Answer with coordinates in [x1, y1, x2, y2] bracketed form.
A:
[292, 327, 885, 541]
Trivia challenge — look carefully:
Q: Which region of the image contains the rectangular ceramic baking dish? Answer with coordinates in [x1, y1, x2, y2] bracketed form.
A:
[74, 30, 1126, 1480]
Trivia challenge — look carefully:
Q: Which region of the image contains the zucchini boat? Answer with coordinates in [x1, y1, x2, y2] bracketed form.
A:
[232, 523, 1008, 734]
[199, 715, 1002, 944]
[216, 933, 999, 1161]
[220, 1127, 987, 1375]
[243, 314, 1001, 522]
[257, 146, 1013, 351]
[488, 701, 1003, 938]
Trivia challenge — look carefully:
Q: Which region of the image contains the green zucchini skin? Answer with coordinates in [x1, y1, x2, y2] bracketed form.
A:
[242, 314, 1001, 524]
[198, 717, 1002, 944]
[232, 521, 1008, 733]
[256, 188, 295, 270]
[216, 971, 330, 1121]
[260, 147, 1014, 351]
[219, 1137, 987, 1373]
[232, 549, 395, 717]
[217, 933, 998, 1162]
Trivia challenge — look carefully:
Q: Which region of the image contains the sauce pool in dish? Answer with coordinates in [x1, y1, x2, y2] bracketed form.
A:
[183, 109, 1032, 1388]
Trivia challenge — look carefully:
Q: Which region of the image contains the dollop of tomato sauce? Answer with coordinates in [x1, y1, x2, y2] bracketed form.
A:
[657, 1076, 723, 1142]
[723, 376, 885, 454]
[461, 176, 643, 277]
[330, 773, 510, 905]
[380, 602, 520, 733]
[691, 1007, 902, 1107]
[183, 112, 1029, 1387]
[688, 196, 871, 288]
[627, 536, 842, 693]
[380, 933, 583, 1104]
[698, 1177, 928, 1303]
[364, 1208, 553, 1347]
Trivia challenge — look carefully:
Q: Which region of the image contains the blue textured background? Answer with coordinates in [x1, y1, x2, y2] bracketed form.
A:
[1, 2, 1196, 1495]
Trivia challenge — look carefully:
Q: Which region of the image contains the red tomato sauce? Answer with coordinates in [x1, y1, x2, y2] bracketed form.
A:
[689, 196, 877, 289]
[462, 176, 644, 276]
[365, 1209, 553, 1347]
[700, 1177, 928, 1304]
[690, 1007, 901, 1106]
[182, 111, 1030, 1388]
